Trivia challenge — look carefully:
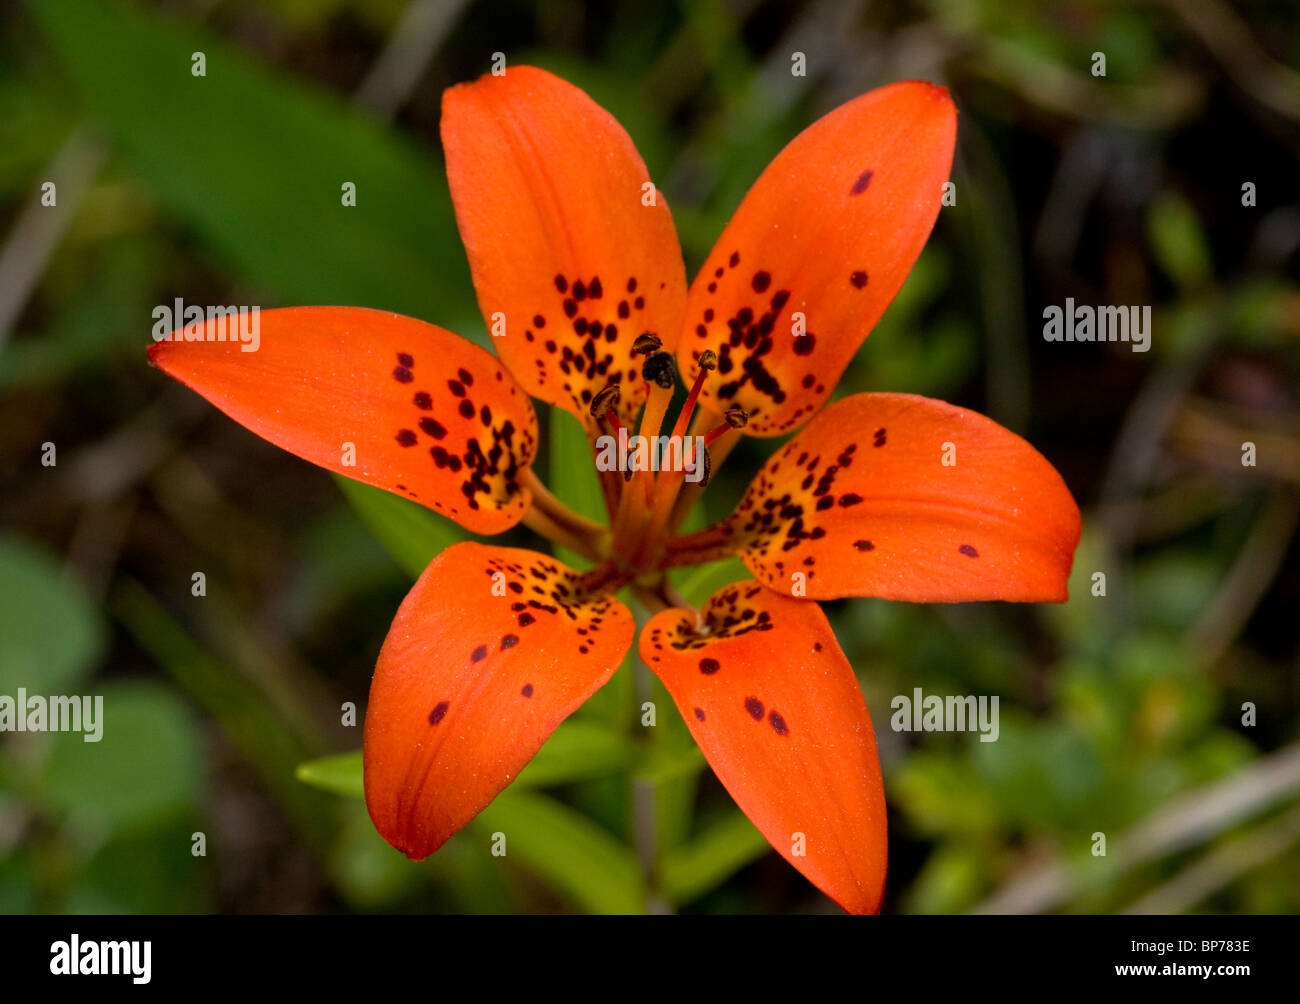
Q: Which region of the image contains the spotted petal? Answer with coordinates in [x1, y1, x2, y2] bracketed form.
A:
[364, 542, 633, 859]
[677, 81, 956, 435]
[640, 583, 887, 914]
[725, 393, 1080, 601]
[442, 65, 687, 432]
[148, 306, 538, 534]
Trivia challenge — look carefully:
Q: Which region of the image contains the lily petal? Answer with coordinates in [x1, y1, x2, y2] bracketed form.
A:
[727, 393, 1080, 601]
[677, 81, 956, 436]
[640, 583, 887, 914]
[442, 66, 687, 432]
[364, 542, 633, 859]
[149, 306, 539, 534]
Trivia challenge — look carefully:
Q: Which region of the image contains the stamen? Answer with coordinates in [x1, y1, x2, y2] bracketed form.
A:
[631, 351, 677, 506]
[613, 353, 675, 554]
[672, 351, 715, 440]
[635, 351, 718, 567]
[703, 405, 748, 446]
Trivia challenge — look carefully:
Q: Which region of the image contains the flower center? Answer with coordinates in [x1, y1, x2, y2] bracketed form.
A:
[589, 344, 747, 575]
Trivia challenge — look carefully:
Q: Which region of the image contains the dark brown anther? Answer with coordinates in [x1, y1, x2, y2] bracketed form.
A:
[724, 405, 749, 428]
[588, 383, 621, 418]
[632, 332, 662, 356]
[641, 351, 676, 389]
[698, 349, 718, 372]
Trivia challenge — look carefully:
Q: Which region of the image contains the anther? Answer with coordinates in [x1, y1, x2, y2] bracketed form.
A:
[703, 405, 748, 446]
[589, 383, 621, 418]
[641, 351, 676, 389]
[698, 349, 717, 371]
[632, 333, 662, 356]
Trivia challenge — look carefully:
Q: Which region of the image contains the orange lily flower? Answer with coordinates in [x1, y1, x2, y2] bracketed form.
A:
[148, 66, 1080, 914]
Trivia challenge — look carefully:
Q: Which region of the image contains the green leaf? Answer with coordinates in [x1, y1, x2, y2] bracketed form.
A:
[334, 475, 467, 579]
[41, 680, 203, 833]
[515, 721, 635, 787]
[295, 750, 364, 800]
[112, 581, 333, 851]
[676, 555, 749, 605]
[29, 0, 479, 330]
[0, 534, 105, 694]
[548, 409, 605, 567]
[473, 790, 646, 914]
[295, 720, 636, 800]
[1148, 191, 1211, 290]
[659, 808, 772, 905]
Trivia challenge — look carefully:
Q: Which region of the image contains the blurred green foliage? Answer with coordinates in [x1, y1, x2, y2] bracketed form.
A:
[1, 0, 1298, 914]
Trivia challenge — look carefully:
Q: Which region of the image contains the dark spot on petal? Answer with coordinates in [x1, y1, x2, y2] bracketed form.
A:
[854, 539, 875, 551]
[850, 169, 873, 195]
[393, 366, 413, 383]
[395, 429, 417, 447]
[521, 683, 534, 698]
[694, 707, 706, 721]
[850, 270, 868, 289]
[501, 633, 519, 650]
[428, 701, 449, 725]
[744, 696, 765, 719]
[414, 391, 432, 410]
[769, 710, 789, 735]
[470, 645, 488, 663]
[959, 544, 980, 558]
[699, 657, 720, 675]
[751, 271, 771, 293]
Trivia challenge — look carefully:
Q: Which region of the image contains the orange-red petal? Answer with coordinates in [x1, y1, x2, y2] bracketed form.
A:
[640, 583, 887, 914]
[442, 65, 687, 432]
[148, 306, 538, 534]
[725, 393, 1081, 602]
[364, 542, 632, 859]
[677, 81, 957, 436]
